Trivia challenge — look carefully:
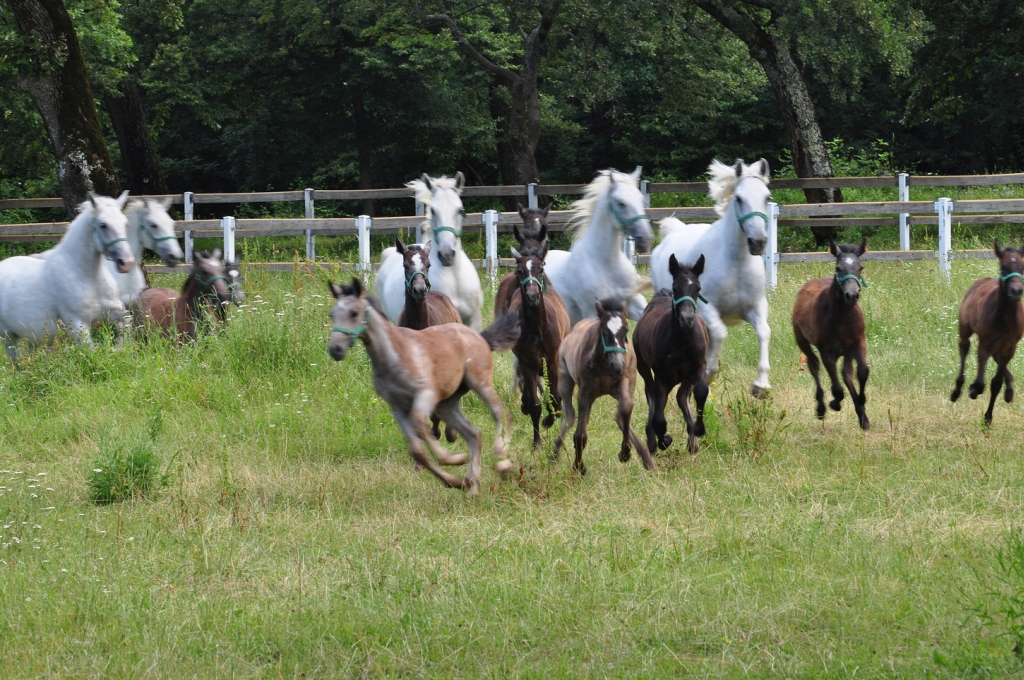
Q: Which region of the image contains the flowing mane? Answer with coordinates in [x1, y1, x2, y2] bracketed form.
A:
[568, 168, 641, 243]
[708, 159, 771, 217]
[406, 175, 463, 232]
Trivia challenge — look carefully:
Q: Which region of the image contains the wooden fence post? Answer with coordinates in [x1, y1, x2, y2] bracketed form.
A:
[765, 202, 780, 289]
[184, 191, 194, 263]
[898, 173, 910, 251]
[222, 216, 236, 263]
[304, 188, 315, 261]
[484, 209, 499, 287]
[935, 197, 953, 279]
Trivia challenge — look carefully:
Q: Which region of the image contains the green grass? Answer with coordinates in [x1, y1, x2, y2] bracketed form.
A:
[2, 260, 1024, 677]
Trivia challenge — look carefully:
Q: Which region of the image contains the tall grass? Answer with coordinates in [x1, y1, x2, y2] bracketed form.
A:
[0, 260, 1023, 676]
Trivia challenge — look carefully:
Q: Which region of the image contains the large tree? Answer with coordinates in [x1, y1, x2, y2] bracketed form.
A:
[5, 0, 122, 216]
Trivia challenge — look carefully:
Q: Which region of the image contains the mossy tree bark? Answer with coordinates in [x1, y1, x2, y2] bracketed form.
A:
[104, 83, 167, 196]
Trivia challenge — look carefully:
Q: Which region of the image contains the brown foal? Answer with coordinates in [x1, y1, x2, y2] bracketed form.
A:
[328, 278, 520, 496]
[494, 204, 551, 314]
[950, 240, 1024, 424]
[395, 237, 461, 330]
[132, 250, 234, 341]
[553, 297, 651, 474]
[508, 241, 571, 447]
[792, 238, 871, 430]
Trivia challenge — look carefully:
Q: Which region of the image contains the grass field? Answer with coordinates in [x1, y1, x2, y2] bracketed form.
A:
[2, 258, 1024, 677]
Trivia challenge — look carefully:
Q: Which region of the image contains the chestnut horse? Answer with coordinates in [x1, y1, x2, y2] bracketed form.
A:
[634, 254, 710, 454]
[950, 241, 1024, 424]
[328, 278, 520, 496]
[553, 297, 651, 474]
[508, 241, 570, 447]
[792, 238, 870, 430]
[131, 250, 234, 341]
[494, 204, 551, 314]
[394, 237, 461, 329]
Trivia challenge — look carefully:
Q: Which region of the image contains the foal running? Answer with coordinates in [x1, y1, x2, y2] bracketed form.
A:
[328, 278, 520, 496]
[950, 241, 1024, 424]
[792, 238, 870, 430]
[131, 250, 235, 341]
[395, 237, 461, 330]
[508, 242, 571, 447]
[554, 297, 652, 474]
[634, 254, 710, 454]
[494, 205, 551, 314]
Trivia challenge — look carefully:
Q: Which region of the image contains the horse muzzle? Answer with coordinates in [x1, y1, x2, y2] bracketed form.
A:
[633, 234, 652, 253]
[328, 342, 348, 361]
[844, 290, 860, 306]
[747, 237, 766, 256]
[608, 355, 625, 377]
[160, 243, 184, 267]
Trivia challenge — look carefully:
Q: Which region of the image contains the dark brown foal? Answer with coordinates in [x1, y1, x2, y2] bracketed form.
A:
[131, 250, 233, 341]
[553, 298, 651, 474]
[792, 238, 871, 430]
[508, 241, 571, 447]
[950, 240, 1024, 424]
[634, 254, 710, 454]
[395, 237, 461, 330]
[494, 204, 551, 314]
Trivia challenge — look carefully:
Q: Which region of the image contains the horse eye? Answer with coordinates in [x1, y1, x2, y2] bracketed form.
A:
[349, 310, 358, 319]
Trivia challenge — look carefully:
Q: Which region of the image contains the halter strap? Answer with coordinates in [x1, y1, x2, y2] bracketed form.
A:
[151, 234, 179, 242]
[433, 226, 460, 241]
[1001, 271, 1023, 282]
[406, 270, 430, 293]
[608, 200, 649, 229]
[332, 309, 371, 337]
[601, 334, 627, 355]
[195, 273, 226, 287]
[673, 293, 708, 307]
[93, 222, 129, 250]
[737, 211, 768, 227]
[835, 273, 867, 288]
[519, 275, 546, 292]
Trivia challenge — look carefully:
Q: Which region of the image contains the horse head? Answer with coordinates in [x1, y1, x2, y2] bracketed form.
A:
[134, 197, 183, 267]
[594, 297, 629, 377]
[86, 192, 135, 273]
[409, 172, 465, 267]
[995, 240, 1024, 301]
[710, 158, 772, 256]
[605, 167, 653, 252]
[516, 203, 551, 245]
[512, 242, 548, 308]
[328, 277, 369, 361]
[668, 253, 706, 330]
[829, 237, 867, 306]
[192, 249, 233, 310]
[397, 235, 431, 303]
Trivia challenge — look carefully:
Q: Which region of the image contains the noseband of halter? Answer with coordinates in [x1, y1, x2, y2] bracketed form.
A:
[1001, 271, 1023, 282]
[195, 273, 227, 287]
[835, 273, 867, 289]
[519, 275, 546, 293]
[601, 333, 627, 355]
[673, 293, 708, 307]
[151, 232, 179, 242]
[607, 200, 649, 230]
[406, 270, 430, 293]
[432, 226, 460, 243]
[737, 211, 768, 229]
[93, 222, 129, 251]
[333, 309, 371, 338]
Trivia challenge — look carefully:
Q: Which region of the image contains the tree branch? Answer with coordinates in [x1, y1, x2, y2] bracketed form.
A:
[424, 13, 520, 84]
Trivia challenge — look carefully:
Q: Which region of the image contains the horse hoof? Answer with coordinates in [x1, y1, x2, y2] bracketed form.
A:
[950, 388, 961, 403]
[542, 414, 555, 429]
[658, 435, 672, 451]
[750, 384, 769, 399]
[466, 482, 481, 498]
[445, 427, 458, 444]
[816, 405, 826, 419]
[969, 385, 982, 399]
[532, 437, 543, 449]
[694, 422, 705, 437]
[859, 418, 870, 431]
[1005, 390, 1014, 404]
[494, 458, 514, 476]
[574, 463, 587, 476]
[687, 437, 699, 454]
[619, 448, 631, 463]
[829, 399, 842, 412]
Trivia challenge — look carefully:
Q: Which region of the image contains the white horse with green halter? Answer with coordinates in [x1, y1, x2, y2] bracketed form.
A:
[376, 172, 484, 330]
[0, 192, 135, 363]
[650, 158, 773, 397]
[34, 196, 183, 305]
[543, 167, 654, 326]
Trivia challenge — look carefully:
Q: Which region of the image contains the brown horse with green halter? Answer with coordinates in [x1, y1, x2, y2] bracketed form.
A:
[494, 205, 551, 315]
[131, 250, 235, 341]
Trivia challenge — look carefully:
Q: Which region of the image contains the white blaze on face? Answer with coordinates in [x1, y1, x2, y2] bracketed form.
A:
[843, 256, 856, 267]
[412, 253, 425, 272]
[605, 316, 623, 345]
[526, 259, 533, 274]
[229, 270, 239, 279]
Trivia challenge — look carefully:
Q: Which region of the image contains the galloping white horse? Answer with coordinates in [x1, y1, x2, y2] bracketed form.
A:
[376, 172, 484, 330]
[650, 159, 773, 397]
[34, 197, 183, 305]
[544, 167, 654, 326]
[0, 192, 135, 362]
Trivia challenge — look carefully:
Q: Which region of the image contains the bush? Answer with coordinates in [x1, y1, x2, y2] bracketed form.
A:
[87, 432, 169, 504]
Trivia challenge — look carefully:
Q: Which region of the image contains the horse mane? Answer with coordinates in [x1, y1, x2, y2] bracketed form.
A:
[568, 168, 640, 243]
[708, 159, 771, 217]
[652, 288, 672, 300]
[598, 296, 627, 313]
[365, 295, 386, 316]
[836, 243, 861, 254]
[406, 175, 462, 234]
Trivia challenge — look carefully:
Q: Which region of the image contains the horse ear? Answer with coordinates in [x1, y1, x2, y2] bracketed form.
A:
[630, 166, 642, 181]
[454, 171, 465, 192]
[538, 223, 548, 242]
[693, 254, 705, 276]
[350, 277, 364, 297]
[539, 240, 549, 260]
[328, 281, 343, 299]
[116, 190, 130, 209]
[211, 248, 222, 260]
[994, 240, 1004, 258]
[422, 240, 431, 256]
[669, 253, 680, 276]
[594, 299, 605, 317]
[511, 246, 521, 261]
[89, 193, 98, 209]
[733, 159, 744, 177]
[542, 203, 551, 217]
[517, 202, 526, 219]
[395, 235, 405, 254]
[829, 238, 840, 258]
[513, 224, 523, 244]
[162, 196, 173, 210]
[420, 173, 432, 192]
[757, 158, 770, 180]
[857, 237, 867, 256]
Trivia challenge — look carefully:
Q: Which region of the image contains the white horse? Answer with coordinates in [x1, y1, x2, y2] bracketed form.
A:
[376, 172, 484, 330]
[544, 167, 654, 326]
[0, 192, 135, 363]
[34, 197, 183, 305]
[650, 158, 772, 397]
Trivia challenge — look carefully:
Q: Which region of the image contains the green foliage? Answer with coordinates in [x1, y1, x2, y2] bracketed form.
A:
[720, 384, 788, 457]
[87, 426, 169, 504]
[968, 528, 1024, 657]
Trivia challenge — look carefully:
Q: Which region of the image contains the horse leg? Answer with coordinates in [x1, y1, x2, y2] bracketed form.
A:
[795, 328, 826, 419]
[984, 356, 1007, 425]
[969, 346, 991, 399]
[552, 365, 575, 462]
[676, 384, 700, 454]
[412, 390, 469, 467]
[842, 354, 869, 431]
[67, 319, 93, 346]
[390, 408, 466, 490]
[822, 353, 844, 411]
[4, 335, 20, 368]
[692, 376, 709, 440]
[433, 398, 482, 494]
[1004, 365, 1015, 403]
[648, 381, 671, 454]
[617, 381, 653, 469]
[572, 390, 594, 475]
[701, 305, 728, 383]
[467, 376, 514, 475]
[541, 354, 561, 430]
[521, 366, 543, 448]
[951, 329, 971, 402]
[744, 299, 772, 398]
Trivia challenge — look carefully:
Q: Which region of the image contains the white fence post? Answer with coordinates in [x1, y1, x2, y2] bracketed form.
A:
[415, 199, 425, 243]
[640, 179, 650, 208]
[623, 234, 636, 265]
[484, 209, 499, 286]
[765, 202, 780, 289]
[898, 173, 910, 251]
[357, 215, 372, 280]
[304, 188, 315, 261]
[221, 216, 236, 264]
[935, 197, 953, 279]
[527, 183, 538, 210]
[183, 191, 194, 263]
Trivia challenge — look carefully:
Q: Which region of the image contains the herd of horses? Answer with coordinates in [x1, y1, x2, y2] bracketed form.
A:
[0, 160, 1021, 496]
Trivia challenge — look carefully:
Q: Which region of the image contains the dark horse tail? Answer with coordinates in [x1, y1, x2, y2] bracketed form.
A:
[481, 311, 521, 352]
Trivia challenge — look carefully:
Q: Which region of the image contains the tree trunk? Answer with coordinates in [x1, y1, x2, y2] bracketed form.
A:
[352, 87, 375, 217]
[490, 82, 540, 210]
[104, 82, 168, 196]
[8, 0, 122, 218]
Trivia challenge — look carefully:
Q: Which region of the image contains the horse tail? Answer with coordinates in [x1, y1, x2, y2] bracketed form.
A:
[540, 359, 561, 429]
[480, 311, 520, 352]
[635, 275, 653, 294]
[658, 216, 686, 234]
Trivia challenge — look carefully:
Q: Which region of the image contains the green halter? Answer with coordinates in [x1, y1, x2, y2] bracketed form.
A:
[332, 309, 370, 337]
[406, 270, 430, 293]
[835, 273, 867, 288]
[737, 211, 768, 227]
[601, 334, 627, 354]
[94, 222, 129, 250]
[433, 226, 460, 242]
[195, 273, 226, 287]
[1001, 271, 1023, 282]
[151, 234, 179, 242]
[519, 275, 546, 293]
[673, 293, 708, 307]
[608, 200, 649, 229]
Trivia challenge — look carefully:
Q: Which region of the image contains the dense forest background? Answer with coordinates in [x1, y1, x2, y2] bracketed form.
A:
[1, 0, 1022, 216]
